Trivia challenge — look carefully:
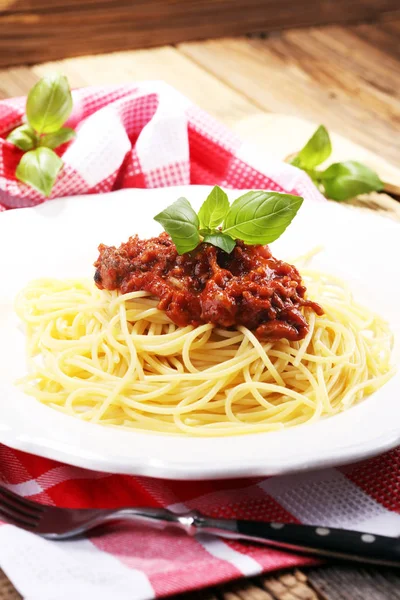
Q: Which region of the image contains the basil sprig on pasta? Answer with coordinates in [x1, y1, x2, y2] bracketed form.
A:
[154, 186, 303, 255]
[6, 74, 75, 197]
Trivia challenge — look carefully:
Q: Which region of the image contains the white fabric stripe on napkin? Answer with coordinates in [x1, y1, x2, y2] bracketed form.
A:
[260, 468, 400, 536]
[0, 525, 155, 600]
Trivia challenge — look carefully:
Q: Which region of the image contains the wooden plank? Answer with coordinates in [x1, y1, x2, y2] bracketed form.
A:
[351, 21, 400, 61]
[2, 0, 398, 12]
[0, 569, 21, 600]
[307, 565, 400, 600]
[178, 29, 400, 165]
[0, 66, 39, 99]
[1, 0, 400, 67]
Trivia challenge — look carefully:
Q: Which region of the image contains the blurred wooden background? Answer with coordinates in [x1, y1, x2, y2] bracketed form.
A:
[0, 0, 400, 67]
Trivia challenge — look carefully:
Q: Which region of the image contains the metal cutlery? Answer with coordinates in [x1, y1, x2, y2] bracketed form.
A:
[1, 484, 399, 567]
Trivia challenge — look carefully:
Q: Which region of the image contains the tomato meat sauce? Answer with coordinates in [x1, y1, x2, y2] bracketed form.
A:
[94, 233, 323, 341]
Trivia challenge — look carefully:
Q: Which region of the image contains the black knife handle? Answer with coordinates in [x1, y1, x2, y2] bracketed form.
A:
[198, 517, 400, 568]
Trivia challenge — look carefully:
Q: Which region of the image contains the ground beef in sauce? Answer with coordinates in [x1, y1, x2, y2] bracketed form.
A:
[94, 232, 323, 341]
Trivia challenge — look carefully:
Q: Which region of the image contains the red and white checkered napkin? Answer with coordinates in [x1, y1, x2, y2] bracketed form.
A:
[1, 82, 400, 600]
[0, 81, 323, 210]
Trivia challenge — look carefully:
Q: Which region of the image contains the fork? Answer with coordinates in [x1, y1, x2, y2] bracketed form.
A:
[1, 484, 400, 567]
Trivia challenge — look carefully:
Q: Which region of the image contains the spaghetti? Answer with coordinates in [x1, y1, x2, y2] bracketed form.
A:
[15, 260, 394, 436]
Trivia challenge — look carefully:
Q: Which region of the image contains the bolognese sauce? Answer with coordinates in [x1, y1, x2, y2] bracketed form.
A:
[94, 233, 323, 341]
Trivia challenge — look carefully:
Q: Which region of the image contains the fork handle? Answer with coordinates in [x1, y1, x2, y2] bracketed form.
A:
[198, 517, 400, 568]
[114, 509, 400, 568]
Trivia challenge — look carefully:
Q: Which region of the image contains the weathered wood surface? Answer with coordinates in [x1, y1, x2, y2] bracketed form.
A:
[179, 22, 400, 165]
[0, 0, 399, 67]
[1, 17, 400, 600]
[4, 564, 400, 599]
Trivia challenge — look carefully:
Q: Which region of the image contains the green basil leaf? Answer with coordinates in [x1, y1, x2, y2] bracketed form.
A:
[319, 160, 383, 201]
[26, 74, 73, 134]
[16, 147, 63, 197]
[222, 191, 303, 245]
[154, 197, 200, 255]
[6, 124, 37, 151]
[291, 125, 332, 169]
[39, 127, 76, 149]
[198, 185, 230, 230]
[290, 155, 301, 168]
[203, 232, 236, 254]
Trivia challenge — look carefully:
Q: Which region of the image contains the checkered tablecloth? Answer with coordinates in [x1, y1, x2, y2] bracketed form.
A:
[1, 82, 399, 600]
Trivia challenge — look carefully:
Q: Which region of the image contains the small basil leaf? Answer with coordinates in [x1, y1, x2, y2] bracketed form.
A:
[222, 191, 303, 245]
[16, 147, 63, 197]
[26, 74, 73, 134]
[291, 125, 332, 169]
[154, 197, 200, 255]
[203, 232, 236, 254]
[319, 160, 383, 201]
[6, 124, 37, 151]
[198, 185, 230, 230]
[199, 228, 213, 236]
[290, 155, 301, 167]
[39, 127, 76, 149]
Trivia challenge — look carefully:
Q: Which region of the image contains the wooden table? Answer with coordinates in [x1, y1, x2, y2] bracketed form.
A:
[1, 17, 400, 600]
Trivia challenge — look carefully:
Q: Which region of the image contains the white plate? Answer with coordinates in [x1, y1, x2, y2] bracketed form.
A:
[1, 186, 399, 480]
